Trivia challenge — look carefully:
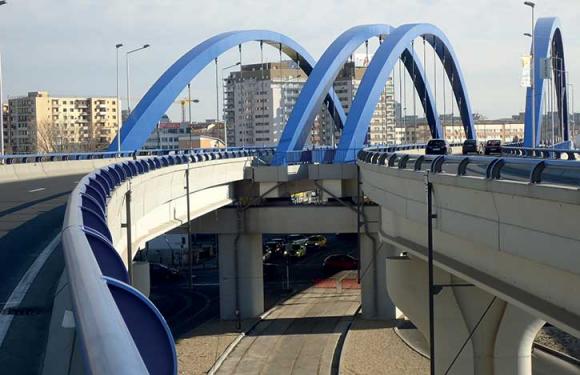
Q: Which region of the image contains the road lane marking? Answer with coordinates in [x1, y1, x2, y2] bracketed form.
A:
[0, 235, 60, 346]
[28, 188, 46, 193]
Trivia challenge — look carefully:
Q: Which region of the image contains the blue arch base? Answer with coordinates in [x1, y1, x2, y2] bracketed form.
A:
[105, 276, 177, 375]
[335, 23, 476, 163]
[109, 30, 346, 151]
[524, 17, 568, 147]
[273, 24, 442, 165]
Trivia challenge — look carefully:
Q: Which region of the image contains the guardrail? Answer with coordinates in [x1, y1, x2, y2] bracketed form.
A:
[0, 146, 270, 165]
[502, 145, 580, 160]
[358, 148, 580, 188]
[61, 148, 274, 375]
[283, 144, 445, 165]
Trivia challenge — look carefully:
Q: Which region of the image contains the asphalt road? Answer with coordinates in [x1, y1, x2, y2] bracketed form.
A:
[0, 175, 84, 373]
[149, 234, 358, 341]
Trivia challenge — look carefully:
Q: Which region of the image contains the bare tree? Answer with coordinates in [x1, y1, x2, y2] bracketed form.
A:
[36, 119, 62, 153]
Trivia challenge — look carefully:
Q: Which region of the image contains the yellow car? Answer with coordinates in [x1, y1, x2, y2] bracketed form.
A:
[306, 235, 327, 248]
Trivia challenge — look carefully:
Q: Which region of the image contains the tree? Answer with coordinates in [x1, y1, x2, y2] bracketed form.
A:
[36, 119, 63, 153]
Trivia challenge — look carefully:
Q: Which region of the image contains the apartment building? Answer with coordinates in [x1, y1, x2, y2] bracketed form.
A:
[223, 60, 396, 148]
[6, 91, 120, 153]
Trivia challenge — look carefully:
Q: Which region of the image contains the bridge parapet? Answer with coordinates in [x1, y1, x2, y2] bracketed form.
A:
[358, 149, 580, 338]
[60, 148, 273, 375]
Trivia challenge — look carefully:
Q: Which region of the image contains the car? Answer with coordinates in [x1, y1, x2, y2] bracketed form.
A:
[425, 139, 451, 155]
[483, 139, 502, 155]
[286, 234, 307, 245]
[284, 243, 307, 258]
[149, 263, 181, 282]
[306, 235, 327, 248]
[322, 254, 359, 275]
[269, 238, 287, 253]
[462, 139, 479, 155]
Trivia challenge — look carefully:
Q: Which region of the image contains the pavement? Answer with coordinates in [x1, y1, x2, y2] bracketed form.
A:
[0, 175, 83, 373]
[215, 281, 360, 375]
[340, 318, 429, 375]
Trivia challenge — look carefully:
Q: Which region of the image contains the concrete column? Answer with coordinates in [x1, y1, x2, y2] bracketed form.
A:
[386, 255, 474, 374]
[359, 234, 396, 320]
[132, 261, 150, 297]
[493, 304, 545, 375]
[218, 233, 264, 320]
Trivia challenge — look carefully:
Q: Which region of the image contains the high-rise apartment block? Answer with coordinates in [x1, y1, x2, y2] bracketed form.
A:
[5, 91, 120, 153]
[223, 61, 396, 148]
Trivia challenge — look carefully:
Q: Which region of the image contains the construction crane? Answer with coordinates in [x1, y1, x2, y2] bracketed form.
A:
[174, 98, 200, 124]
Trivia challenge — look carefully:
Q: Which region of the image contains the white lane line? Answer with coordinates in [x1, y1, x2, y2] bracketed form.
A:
[28, 188, 46, 193]
[0, 235, 60, 346]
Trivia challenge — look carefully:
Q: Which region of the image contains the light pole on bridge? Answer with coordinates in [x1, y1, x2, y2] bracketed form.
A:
[115, 43, 124, 154]
[126, 44, 150, 115]
[222, 62, 241, 149]
[524, 1, 536, 147]
[0, 1, 7, 159]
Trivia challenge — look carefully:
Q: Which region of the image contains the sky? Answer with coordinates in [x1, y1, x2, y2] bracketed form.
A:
[0, 0, 578, 122]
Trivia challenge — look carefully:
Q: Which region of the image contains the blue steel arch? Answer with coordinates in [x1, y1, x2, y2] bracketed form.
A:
[109, 30, 346, 151]
[524, 17, 568, 147]
[336, 23, 476, 162]
[273, 24, 442, 165]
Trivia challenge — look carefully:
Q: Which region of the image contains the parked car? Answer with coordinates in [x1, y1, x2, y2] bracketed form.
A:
[322, 254, 359, 275]
[462, 139, 479, 155]
[284, 242, 307, 258]
[306, 235, 327, 248]
[425, 139, 451, 155]
[483, 139, 502, 155]
[149, 263, 181, 282]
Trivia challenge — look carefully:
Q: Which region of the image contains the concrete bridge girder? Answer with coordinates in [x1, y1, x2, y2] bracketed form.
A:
[359, 161, 580, 339]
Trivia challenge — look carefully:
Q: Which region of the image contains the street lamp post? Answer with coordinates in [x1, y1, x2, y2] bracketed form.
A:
[126, 44, 150, 114]
[115, 43, 123, 154]
[222, 62, 241, 149]
[524, 1, 536, 147]
[0, 1, 7, 158]
[186, 98, 200, 149]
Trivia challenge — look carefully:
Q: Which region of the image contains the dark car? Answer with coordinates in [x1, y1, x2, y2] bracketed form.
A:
[483, 140, 502, 155]
[149, 263, 181, 282]
[322, 254, 359, 275]
[462, 139, 479, 155]
[425, 139, 451, 155]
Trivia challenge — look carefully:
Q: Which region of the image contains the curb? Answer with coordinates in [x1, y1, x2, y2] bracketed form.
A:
[393, 324, 430, 359]
[334, 305, 362, 375]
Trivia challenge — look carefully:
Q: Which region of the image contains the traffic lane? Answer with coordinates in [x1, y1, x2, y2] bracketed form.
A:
[0, 242, 65, 374]
[0, 174, 85, 302]
[0, 175, 84, 238]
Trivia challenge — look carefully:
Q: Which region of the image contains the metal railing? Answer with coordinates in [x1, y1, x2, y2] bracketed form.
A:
[358, 148, 580, 188]
[502, 145, 580, 160]
[0, 146, 273, 165]
[62, 148, 274, 375]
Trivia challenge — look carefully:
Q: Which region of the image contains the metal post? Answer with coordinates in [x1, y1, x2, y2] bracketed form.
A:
[188, 83, 192, 148]
[115, 44, 123, 154]
[0, 52, 4, 158]
[125, 190, 133, 284]
[185, 168, 193, 289]
[126, 52, 131, 114]
[426, 172, 435, 375]
[525, 1, 536, 147]
[215, 58, 220, 121]
[356, 165, 362, 283]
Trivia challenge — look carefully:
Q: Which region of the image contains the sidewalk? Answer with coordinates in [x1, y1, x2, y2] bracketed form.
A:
[339, 316, 429, 375]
